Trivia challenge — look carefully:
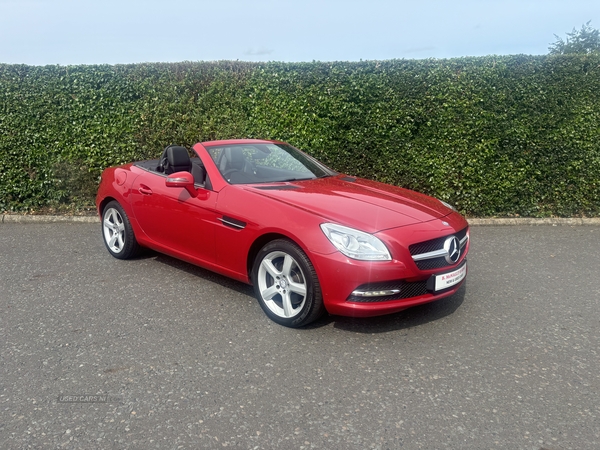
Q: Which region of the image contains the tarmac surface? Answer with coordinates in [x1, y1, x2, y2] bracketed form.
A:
[1, 222, 599, 449]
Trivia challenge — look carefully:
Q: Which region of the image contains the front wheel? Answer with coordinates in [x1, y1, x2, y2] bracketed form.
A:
[251, 239, 325, 328]
[102, 201, 140, 260]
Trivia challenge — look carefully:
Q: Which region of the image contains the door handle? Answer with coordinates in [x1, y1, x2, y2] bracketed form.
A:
[138, 185, 153, 195]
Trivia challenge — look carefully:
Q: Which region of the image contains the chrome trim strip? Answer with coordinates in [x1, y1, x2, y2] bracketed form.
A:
[459, 235, 469, 248]
[412, 249, 448, 261]
[218, 218, 245, 229]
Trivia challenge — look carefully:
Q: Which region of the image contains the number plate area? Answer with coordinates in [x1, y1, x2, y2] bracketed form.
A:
[427, 260, 467, 292]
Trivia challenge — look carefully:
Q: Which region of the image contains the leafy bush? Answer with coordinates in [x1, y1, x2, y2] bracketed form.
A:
[0, 56, 599, 217]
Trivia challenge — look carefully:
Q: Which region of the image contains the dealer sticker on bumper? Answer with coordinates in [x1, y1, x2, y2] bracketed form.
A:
[427, 260, 467, 292]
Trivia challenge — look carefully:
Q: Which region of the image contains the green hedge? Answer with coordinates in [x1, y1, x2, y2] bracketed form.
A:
[1, 56, 599, 217]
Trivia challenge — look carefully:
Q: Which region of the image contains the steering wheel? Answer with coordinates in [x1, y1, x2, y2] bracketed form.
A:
[221, 168, 240, 181]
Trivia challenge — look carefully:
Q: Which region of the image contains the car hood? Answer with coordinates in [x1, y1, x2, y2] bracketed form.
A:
[245, 175, 451, 233]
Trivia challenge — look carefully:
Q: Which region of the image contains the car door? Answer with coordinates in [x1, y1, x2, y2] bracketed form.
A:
[130, 171, 218, 264]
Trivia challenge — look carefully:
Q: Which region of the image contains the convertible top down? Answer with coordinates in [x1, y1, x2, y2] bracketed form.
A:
[97, 139, 469, 327]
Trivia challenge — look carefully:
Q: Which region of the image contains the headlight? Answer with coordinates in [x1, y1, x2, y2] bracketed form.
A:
[438, 199, 456, 211]
[320, 223, 391, 261]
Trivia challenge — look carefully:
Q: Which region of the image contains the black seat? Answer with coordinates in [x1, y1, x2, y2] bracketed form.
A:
[158, 145, 192, 175]
[220, 147, 250, 173]
[227, 148, 247, 171]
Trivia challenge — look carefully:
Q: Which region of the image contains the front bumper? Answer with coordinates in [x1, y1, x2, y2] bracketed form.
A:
[310, 220, 469, 318]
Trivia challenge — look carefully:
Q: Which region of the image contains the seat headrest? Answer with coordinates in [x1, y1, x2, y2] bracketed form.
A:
[158, 145, 192, 174]
[167, 146, 190, 167]
[225, 147, 246, 171]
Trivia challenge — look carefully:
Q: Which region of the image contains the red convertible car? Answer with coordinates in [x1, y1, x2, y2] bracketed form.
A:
[97, 139, 469, 327]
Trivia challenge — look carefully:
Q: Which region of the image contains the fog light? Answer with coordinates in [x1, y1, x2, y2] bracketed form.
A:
[351, 289, 400, 297]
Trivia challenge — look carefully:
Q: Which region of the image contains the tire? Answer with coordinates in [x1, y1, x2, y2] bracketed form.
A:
[101, 200, 140, 260]
[251, 239, 325, 328]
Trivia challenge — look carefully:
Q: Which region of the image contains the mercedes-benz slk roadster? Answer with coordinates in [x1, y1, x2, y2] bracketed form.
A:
[97, 139, 469, 327]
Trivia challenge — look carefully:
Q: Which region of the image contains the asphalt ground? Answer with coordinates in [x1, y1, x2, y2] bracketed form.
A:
[0, 222, 598, 449]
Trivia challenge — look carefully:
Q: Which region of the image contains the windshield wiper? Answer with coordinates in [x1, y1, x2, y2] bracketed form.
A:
[276, 177, 314, 182]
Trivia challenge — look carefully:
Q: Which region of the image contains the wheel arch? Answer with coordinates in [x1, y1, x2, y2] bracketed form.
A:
[98, 196, 118, 216]
[247, 233, 297, 283]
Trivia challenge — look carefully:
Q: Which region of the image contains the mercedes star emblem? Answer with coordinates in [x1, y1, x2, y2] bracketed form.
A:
[443, 236, 461, 264]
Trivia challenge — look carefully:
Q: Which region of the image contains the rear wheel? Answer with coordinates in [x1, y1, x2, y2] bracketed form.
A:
[102, 201, 140, 259]
[252, 239, 324, 327]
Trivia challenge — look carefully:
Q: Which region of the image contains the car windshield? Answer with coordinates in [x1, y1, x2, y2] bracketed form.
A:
[205, 143, 335, 185]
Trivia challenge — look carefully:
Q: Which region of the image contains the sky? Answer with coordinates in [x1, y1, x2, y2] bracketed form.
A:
[0, 0, 599, 65]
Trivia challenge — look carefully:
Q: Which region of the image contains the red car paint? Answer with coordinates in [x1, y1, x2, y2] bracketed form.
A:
[97, 139, 469, 320]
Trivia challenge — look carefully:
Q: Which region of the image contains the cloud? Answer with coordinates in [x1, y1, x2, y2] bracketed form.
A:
[403, 46, 436, 54]
[244, 47, 274, 56]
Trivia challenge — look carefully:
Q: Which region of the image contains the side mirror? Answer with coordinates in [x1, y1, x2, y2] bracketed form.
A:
[166, 171, 198, 198]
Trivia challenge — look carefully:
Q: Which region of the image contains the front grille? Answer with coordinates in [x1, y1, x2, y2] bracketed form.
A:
[414, 256, 450, 271]
[409, 227, 468, 256]
[347, 280, 428, 303]
[409, 227, 468, 271]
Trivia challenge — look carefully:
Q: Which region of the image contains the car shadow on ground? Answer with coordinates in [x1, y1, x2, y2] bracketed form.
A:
[147, 251, 256, 296]
[318, 285, 466, 333]
[141, 250, 466, 333]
